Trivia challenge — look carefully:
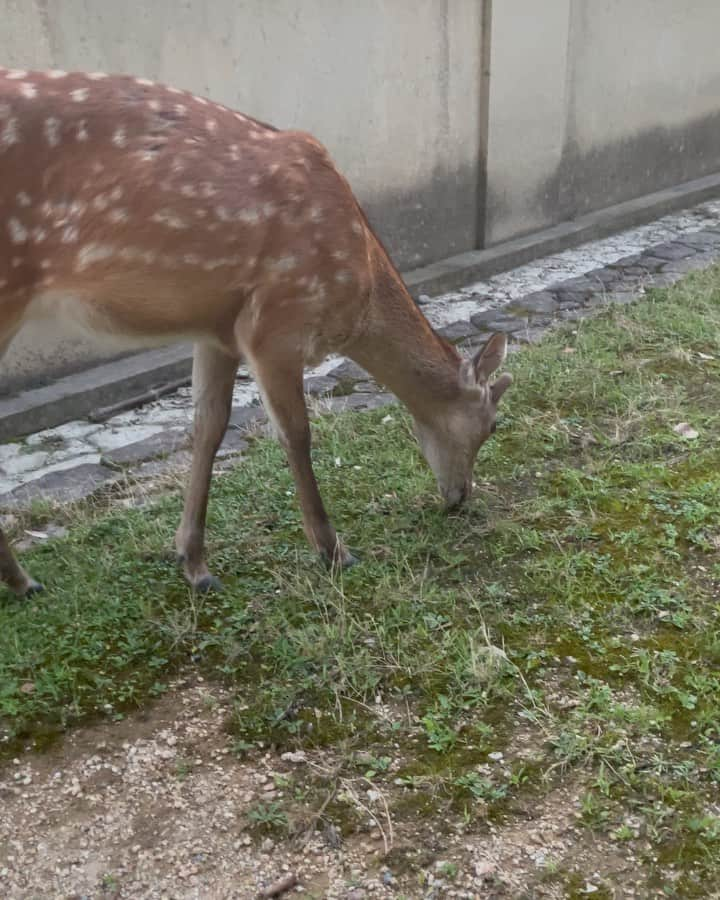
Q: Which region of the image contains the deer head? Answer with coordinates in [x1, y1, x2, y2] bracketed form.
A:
[412, 333, 513, 509]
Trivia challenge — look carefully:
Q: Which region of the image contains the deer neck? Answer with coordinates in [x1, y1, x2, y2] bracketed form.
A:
[345, 240, 463, 421]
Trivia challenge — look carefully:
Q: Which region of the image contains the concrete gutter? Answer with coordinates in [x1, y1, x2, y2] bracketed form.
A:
[2, 169, 720, 443]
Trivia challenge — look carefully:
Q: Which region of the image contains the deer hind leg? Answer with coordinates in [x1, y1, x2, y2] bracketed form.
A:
[250, 346, 355, 569]
[175, 341, 239, 591]
[0, 309, 43, 597]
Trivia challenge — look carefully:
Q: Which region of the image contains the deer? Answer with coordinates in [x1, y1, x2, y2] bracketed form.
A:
[0, 67, 512, 598]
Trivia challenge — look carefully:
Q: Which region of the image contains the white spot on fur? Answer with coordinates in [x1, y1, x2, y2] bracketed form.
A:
[151, 209, 187, 229]
[92, 194, 111, 212]
[44, 117, 61, 147]
[215, 206, 231, 221]
[308, 206, 323, 224]
[108, 208, 129, 224]
[76, 243, 115, 271]
[351, 221, 363, 235]
[1, 117, 20, 149]
[8, 218, 28, 243]
[193, 95, 209, 106]
[148, 99, 161, 111]
[233, 112, 247, 122]
[19, 82, 37, 99]
[71, 88, 89, 103]
[40, 259, 52, 270]
[135, 78, 154, 86]
[6, 70, 27, 80]
[112, 126, 127, 148]
[76, 120, 89, 141]
[16, 192, 31, 207]
[87, 72, 108, 81]
[47, 70, 68, 79]
[229, 144, 240, 162]
[62, 225, 79, 243]
[167, 86, 183, 94]
[110, 187, 123, 202]
[248, 174, 261, 187]
[92, 161, 104, 174]
[183, 253, 200, 265]
[206, 118, 218, 133]
[332, 250, 349, 261]
[267, 255, 297, 274]
[334, 270, 353, 284]
[174, 104, 187, 116]
[31, 227, 47, 243]
[199, 182, 217, 198]
[237, 208, 260, 225]
[180, 184, 197, 198]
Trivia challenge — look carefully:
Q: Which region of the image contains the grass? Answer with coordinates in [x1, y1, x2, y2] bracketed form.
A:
[3, 266, 720, 894]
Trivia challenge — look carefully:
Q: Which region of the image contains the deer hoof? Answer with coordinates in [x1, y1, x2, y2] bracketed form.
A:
[322, 548, 359, 571]
[23, 579, 45, 597]
[192, 573, 222, 593]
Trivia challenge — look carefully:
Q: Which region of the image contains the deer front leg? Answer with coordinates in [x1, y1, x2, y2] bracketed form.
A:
[253, 354, 355, 569]
[175, 342, 239, 591]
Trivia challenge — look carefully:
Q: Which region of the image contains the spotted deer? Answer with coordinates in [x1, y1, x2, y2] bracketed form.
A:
[0, 67, 512, 597]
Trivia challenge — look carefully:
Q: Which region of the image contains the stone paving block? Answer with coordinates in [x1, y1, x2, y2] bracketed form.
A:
[228, 406, 268, 432]
[677, 231, 720, 250]
[303, 375, 338, 397]
[103, 429, 188, 467]
[661, 256, 718, 275]
[637, 255, 674, 273]
[436, 320, 481, 342]
[506, 291, 558, 315]
[326, 359, 368, 386]
[323, 393, 394, 413]
[585, 267, 623, 287]
[0, 464, 118, 509]
[647, 242, 697, 261]
[218, 430, 249, 458]
[608, 253, 643, 269]
[470, 310, 522, 332]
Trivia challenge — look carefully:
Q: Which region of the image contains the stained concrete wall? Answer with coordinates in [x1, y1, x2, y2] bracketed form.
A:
[485, 0, 720, 245]
[4, 0, 720, 393]
[1, 0, 484, 390]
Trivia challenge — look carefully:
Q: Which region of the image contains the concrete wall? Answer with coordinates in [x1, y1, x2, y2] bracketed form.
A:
[1, 0, 484, 390]
[3, 0, 720, 392]
[485, 0, 720, 244]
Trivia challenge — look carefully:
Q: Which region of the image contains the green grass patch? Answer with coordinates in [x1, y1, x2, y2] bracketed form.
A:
[3, 266, 720, 893]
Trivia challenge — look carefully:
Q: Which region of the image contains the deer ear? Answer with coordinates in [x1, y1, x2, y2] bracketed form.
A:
[471, 333, 507, 384]
[491, 372, 513, 404]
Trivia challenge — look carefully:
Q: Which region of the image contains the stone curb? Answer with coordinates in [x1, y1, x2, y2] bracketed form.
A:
[2, 224, 719, 513]
[2, 170, 720, 442]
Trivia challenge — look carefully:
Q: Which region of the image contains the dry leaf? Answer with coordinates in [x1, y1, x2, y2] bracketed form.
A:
[20, 682, 35, 694]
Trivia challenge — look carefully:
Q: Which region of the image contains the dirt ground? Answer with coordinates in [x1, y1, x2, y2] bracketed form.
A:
[0, 678, 657, 900]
